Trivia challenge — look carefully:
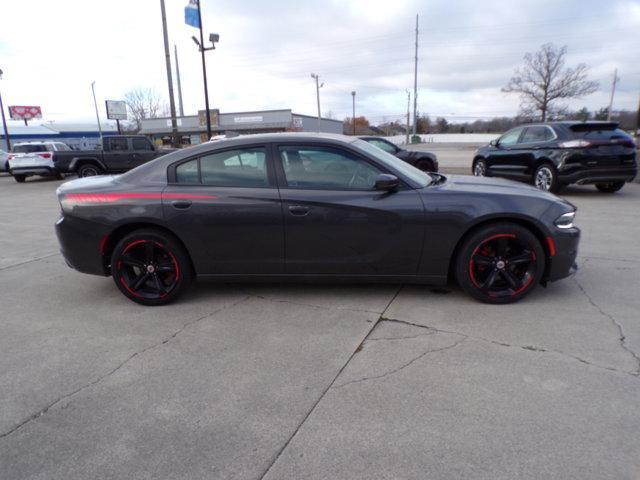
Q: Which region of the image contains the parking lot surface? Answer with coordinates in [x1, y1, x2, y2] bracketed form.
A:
[1, 171, 639, 479]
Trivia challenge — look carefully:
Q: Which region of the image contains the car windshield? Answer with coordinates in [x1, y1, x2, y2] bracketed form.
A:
[352, 139, 432, 187]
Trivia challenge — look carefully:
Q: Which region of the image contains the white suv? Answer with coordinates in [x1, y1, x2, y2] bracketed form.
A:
[8, 141, 71, 182]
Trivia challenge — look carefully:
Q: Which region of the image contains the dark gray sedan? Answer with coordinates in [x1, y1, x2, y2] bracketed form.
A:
[55, 133, 579, 306]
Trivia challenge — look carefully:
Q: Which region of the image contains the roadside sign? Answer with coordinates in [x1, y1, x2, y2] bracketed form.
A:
[9, 105, 42, 120]
[105, 100, 128, 120]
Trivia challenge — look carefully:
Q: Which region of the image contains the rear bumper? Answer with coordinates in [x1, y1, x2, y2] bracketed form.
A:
[55, 215, 109, 276]
[10, 166, 59, 177]
[546, 227, 580, 282]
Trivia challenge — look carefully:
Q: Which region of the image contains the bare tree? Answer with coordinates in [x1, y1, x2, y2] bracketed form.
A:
[124, 88, 168, 132]
[503, 43, 599, 121]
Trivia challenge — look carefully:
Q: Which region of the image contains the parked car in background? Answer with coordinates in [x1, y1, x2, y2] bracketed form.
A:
[359, 136, 438, 172]
[8, 141, 72, 182]
[52, 135, 166, 178]
[472, 121, 637, 193]
[0, 149, 9, 172]
[55, 133, 578, 306]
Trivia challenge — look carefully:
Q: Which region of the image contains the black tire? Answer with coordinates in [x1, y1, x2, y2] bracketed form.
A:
[533, 163, 559, 193]
[13, 174, 26, 183]
[473, 159, 486, 176]
[595, 181, 625, 193]
[416, 159, 435, 172]
[77, 163, 102, 178]
[111, 229, 193, 306]
[55, 172, 64, 180]
[455, 222, 545, 304]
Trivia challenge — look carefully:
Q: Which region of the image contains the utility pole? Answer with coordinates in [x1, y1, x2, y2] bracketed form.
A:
[160, 0, 179, 147]
[636, 91, 640, 139]
[197, 1, 213, 140]
[91, 81, 103, 148]
[310, 73, 323, 133]
[0, 68, 11, 151]
[606, 68, 619, 122]
[351, 91, 356, 135]
[405, 89, 411, 145]
[412, 14, 419, 137]
[174, 45, 185, 117]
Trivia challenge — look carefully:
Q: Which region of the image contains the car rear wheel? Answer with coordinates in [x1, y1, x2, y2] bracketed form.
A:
[455, 223, 545, 304]
[473, 159, 486, 176]
[111, 229, 193, 306]
[595, 181, 625, 193]
[13, 174, 26, 183]
[533, 164, 559, 193]
[77, 163, 102, 178]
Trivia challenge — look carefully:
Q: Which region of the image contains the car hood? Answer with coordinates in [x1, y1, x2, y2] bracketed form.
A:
[435, 174, 573, 205]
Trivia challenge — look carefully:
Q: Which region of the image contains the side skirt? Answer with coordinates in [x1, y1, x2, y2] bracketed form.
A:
[196, 273, 448, 285]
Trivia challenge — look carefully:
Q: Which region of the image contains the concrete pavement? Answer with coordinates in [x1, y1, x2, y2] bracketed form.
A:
[0, 172, 638, 479]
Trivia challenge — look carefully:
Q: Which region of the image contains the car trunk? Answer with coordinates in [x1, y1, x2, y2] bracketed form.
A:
[569, 124, 636, 167]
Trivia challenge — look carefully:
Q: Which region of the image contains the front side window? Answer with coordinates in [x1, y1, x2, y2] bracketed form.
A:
[367, 139, 398, 154]
[174, 147, 268, 187]
[278, 145, 381, 190]
[521, 126, 554, 143]
[109, 138, 129, 151]
[499, 128, 524, 146]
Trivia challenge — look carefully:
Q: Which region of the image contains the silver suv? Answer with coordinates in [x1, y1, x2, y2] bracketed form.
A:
[8, 141, 71, 182]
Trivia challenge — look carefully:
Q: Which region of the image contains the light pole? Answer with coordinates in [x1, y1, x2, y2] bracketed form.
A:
[160, 0, 179, 147]
[0, 68, 11, 151]
[91, 81, 104, 149]
[191, 0, 219, 141]
[311, 73, 323, 133]
[351, 91, 356, 135]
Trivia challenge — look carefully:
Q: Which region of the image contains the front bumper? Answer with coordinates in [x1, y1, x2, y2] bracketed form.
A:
[546, 227, 580, 282]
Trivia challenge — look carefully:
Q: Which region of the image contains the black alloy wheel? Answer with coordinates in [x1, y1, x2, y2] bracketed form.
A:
[595, 181, 625, 193]
[456, 223, 545, 304]
[111, 229, 193, 305]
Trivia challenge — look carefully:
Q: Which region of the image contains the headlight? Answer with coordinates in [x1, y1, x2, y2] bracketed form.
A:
[555, 211, 576, 229]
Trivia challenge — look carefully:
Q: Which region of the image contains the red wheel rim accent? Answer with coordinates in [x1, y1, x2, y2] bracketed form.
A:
[468, 233, 537, 298]
[115, 240, 180, 300]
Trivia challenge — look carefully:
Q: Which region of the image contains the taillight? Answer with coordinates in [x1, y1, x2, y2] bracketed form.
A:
[38, 152, 52, 158]
[7, 154, 14, 160]
[559, 140, 592, 148]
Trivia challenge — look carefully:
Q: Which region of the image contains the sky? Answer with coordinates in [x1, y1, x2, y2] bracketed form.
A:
[0, 0, 639, 127]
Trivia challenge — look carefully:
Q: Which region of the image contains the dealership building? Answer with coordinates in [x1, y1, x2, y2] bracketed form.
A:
[139, 109, 343, 145]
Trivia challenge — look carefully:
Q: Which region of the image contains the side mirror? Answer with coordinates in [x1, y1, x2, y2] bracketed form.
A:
[374, 173, 399, 191]
[490, 139, 498, 147]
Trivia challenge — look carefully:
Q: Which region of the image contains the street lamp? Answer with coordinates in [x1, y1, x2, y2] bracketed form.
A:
[351, 91, 356, 135]
[0, 69, 11, 151]
[311, 73, 324, 133]
[191, 2, 220, 141]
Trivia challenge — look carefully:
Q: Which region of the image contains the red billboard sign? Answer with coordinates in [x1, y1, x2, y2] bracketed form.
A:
[9, 105, 43, 120]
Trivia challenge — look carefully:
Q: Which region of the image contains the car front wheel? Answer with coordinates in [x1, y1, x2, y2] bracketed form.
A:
[595, 181, 625, 193]
[473, 159, 486, 176]
[416, 159, 435, 172]
[13, 174, 26, 183]
[111, 229, 193, 306]
[456, 223, 545, 304]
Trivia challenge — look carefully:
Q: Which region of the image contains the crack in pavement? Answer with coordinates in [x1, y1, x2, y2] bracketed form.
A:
[376, 317, 635, 378]
[257, 285, 404, 480]
[0, 296, 251, 440]
[573, 277, 640, 376]
[0, 252, 60, 272]
[332, 336, 467, 389]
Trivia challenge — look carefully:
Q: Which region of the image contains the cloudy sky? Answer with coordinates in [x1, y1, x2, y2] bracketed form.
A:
[1, 0, 639, 127]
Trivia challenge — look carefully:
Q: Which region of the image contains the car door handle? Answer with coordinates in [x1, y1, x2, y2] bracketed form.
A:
[288, 205, 310, 216]
[171, 200, 192, 209]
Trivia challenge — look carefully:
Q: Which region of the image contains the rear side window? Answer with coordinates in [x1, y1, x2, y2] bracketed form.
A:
[132, 138, 153, 151]
[521, 126, 555, 143]
[13, 144, 48, 153]
[174, 147, 268, 187]
[109, 138, 129, 151]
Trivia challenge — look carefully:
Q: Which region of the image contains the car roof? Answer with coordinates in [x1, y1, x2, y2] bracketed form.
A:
[208, 132, 356, 144]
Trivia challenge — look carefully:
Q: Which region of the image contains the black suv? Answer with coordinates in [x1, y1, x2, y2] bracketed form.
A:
[473, 122, 637, 193]
[359, 136, 438, 172]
